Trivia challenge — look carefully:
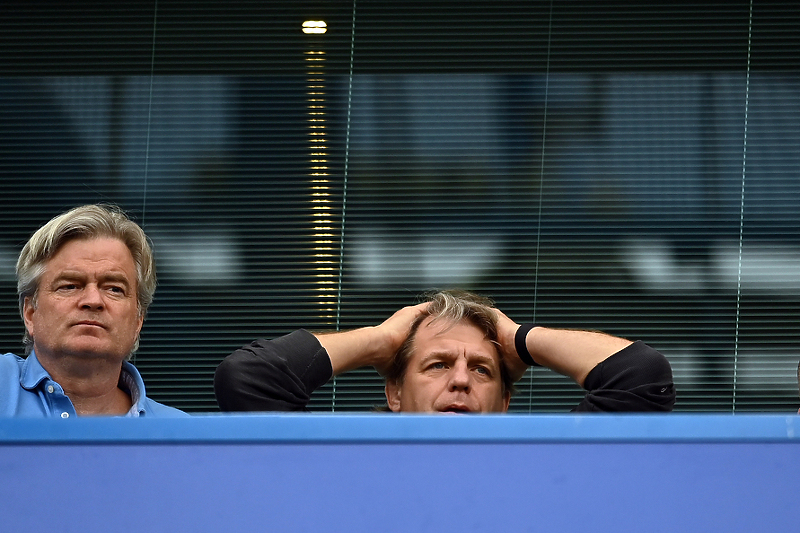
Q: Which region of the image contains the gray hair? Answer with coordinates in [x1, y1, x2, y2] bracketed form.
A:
[16, 204, 156, 355]
[386, 290, 514, 395]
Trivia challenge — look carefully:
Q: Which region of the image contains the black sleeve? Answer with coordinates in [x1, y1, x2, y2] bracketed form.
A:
[214, 329, 333, 412]
[572, 341, 676, 412]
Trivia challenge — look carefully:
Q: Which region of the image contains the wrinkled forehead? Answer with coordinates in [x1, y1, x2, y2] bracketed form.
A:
[414, 315, 501, 360]
[42, 237, 138, 283]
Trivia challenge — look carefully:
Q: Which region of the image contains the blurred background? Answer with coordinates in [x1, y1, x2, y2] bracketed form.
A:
[1, 0, 799, 412]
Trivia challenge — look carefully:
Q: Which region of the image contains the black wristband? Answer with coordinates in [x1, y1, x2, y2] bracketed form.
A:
[514, 323, 540, 366]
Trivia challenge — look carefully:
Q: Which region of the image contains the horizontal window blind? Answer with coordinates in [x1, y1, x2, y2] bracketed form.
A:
[1, 1, 799, 412]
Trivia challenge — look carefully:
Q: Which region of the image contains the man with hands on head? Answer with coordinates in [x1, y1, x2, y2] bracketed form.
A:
[214, 290, 675, 413]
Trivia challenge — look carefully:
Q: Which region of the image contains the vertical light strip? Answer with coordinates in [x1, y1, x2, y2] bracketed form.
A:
[331, 1, 358, 412]
[733, 0, 754, 413]
[143, 0, 159, 225]
[304, 24, 337, 323]
[136, 0, 160, 365]
[528, 0, 554, 412]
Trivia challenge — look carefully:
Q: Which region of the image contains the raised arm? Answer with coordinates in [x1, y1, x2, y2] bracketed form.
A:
[494, 310, 675, 411]
[495, 310, 631, 386]
[214, 330, 333, 411]
[214, 302, 429, 411]
[318, 302, 430, 376]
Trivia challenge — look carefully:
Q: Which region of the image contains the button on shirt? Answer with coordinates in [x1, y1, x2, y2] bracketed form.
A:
[0, 351, 187, 418]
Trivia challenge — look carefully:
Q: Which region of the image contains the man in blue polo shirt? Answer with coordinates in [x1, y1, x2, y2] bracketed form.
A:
[0, 204, 185, 417]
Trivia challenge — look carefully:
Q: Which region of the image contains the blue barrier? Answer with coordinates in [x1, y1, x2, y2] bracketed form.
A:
[1, 414, 798, 532]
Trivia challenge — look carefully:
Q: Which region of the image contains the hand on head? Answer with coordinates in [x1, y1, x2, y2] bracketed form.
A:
[372, 301, 430, 375]
[492, 308, 529, 384]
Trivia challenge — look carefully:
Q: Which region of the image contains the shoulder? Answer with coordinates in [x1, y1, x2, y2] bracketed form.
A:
[121, 361, 188, 417]
[578, 341, 675, 412]
[227, 330, 325, 359]
[217, 329, 330, 380]
[141, 397, 190, 417]
[586, 341, 674, 388]
[605, 341, 673, 378]
[0, 352, 25, 364]
[0, 353, 40, 417]
[0, 352, 25, 375]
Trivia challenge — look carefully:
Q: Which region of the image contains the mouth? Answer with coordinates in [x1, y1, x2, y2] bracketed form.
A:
[439, 405, 472, 414]
[73, 321, 106, 329]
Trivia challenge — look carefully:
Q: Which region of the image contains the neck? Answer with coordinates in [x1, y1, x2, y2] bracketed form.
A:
[68, 384, 133, 416]
[36, 352, 133, 416]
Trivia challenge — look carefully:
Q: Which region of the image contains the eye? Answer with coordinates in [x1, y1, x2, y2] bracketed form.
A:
[428, 362, 447, 370]
[474, 366, 491, 376]
[105, 285, 128, 296]
[56, 283, 78, 292]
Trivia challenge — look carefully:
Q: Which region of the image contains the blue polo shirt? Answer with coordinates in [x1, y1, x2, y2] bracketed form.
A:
[0, 351, 187, 418]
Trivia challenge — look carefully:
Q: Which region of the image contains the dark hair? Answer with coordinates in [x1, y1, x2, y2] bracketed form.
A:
[385, 290, 514, 396]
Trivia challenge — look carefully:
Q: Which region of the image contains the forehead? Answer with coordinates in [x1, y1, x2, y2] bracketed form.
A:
[412, 316, 500, 362]
[45, 237, 136, 277]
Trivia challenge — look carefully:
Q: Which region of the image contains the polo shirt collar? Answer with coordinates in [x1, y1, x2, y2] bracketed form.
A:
[19, 351, 148, 416]
[19, 351, 50, 391]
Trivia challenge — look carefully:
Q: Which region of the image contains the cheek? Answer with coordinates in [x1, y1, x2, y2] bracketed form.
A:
[484, 384, 507, 411]
[399, 377, 436, 409]
[417, 377, 450, 403]
[28, 306, 51, 328]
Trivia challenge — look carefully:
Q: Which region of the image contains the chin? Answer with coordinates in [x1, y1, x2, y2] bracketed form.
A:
[64, 343, 128, 360]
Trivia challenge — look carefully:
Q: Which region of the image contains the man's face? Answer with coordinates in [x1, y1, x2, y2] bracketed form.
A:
[385, 317, 510, 413]
[23, 237, 143, 364]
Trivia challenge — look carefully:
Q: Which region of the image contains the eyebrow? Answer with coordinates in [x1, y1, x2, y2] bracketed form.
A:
[53, 270, 133, 287]
[419, 350, 500, 368]
[100, 272, 132, 285]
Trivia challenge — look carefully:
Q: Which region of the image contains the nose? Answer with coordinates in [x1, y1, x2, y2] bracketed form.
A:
[448, 359, 471, 392]
[79, 284, 105, 310]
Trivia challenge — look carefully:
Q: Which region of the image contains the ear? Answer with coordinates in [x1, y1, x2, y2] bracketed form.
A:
[22, 296, 35, 339]
[385, 380, 402, 412]
[502, 389, 511, 412]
